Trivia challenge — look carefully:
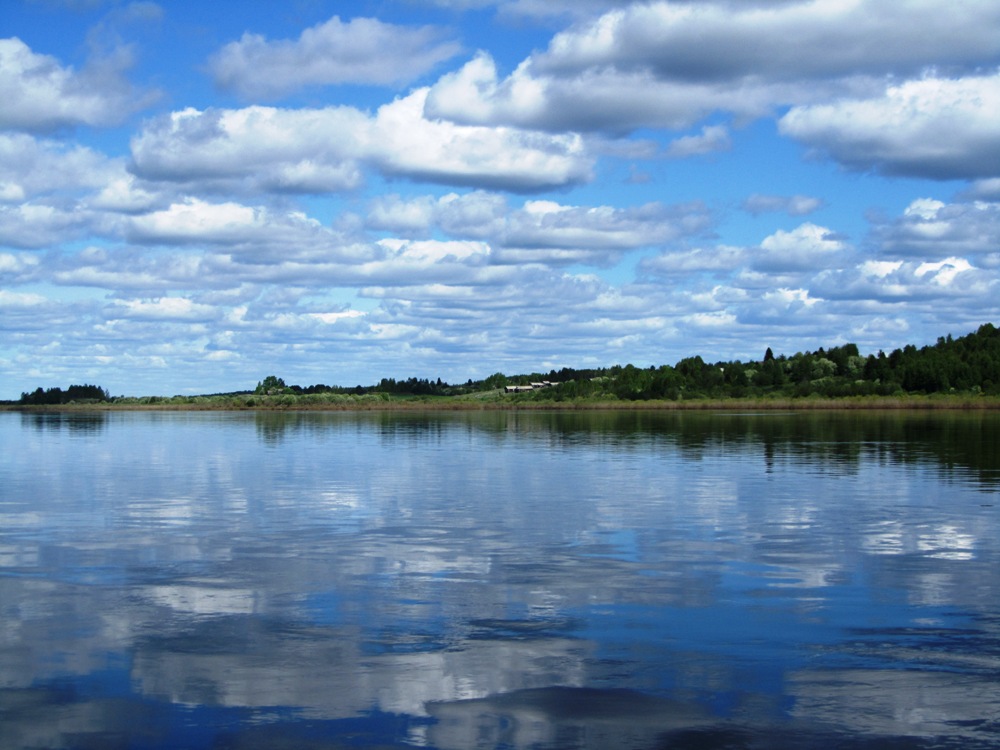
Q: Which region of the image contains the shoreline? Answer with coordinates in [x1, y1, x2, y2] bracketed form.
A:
[4, 394, 1000, 413]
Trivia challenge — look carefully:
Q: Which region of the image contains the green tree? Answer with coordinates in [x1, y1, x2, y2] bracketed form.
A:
[753, 358, 786, 388]
[255, 375, 288, 395]
[483, 372, 508, 390]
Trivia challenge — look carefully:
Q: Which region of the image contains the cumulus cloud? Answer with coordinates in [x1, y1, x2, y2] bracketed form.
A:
[209, 16, 461, 99]
[0, 135, 106, 198]
[424, 51, 778, 133]
[494, 199, 709, 265]
[367, 191, 509, 239]
[127, 198, 377, 265]
[367, 192, 711, 266]
[0, 203, 97, 249]
[51, 254, 197, 293]
[752, 223, 851, 272]
[380, 238, 489, 264]
[128, 198, 266, 244]
[0, 289, 50, 310]
[359, 268, 622, 347]
[108, 296, 218, 322]
[0, 37, 150, 132]
[425, 1, 1000, 136]
[779, 73, 1000, 180]
[435, 192, 510, 238]
[535, 1, 1000, 81]
[0, 134, 169, 246]
[128, 106, 369, 192]
[871, 197, 1000, 257]
[0, 251, 41, 279]
[367, 195, 439, 236]
[130, 93, 592, 194]
[370, 89, 590, 190]
[639, 223, 851, 287]
[6, 1, 1000, 395]
[89, 173, 162, 214]
[813, 257, 994, 303]
[639, 245, 747, 276]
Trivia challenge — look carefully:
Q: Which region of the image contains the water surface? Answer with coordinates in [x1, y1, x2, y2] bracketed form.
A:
[2, 409, 999, 748]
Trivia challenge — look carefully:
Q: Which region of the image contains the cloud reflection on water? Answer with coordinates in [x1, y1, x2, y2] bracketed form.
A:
[1, 410, 999, 748]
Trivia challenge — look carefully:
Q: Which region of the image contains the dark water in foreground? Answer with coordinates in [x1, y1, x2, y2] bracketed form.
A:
[1, 409, 999, 749]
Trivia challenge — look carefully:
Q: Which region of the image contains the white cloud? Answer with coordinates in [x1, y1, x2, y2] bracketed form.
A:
[0, 289, 49, 309]
[0, 37, 148, 132]
[495, 199, 709, 265]
[873, 198, 1000, 257]
[435, 192, 509, 239]
[754, 223, 851, 272]
[665, 125, 731, 158]
[366, 191, 509, 239]
[129, 199, 262, 243]
[308, 309, 366, 325]
[129, 94, 592, 194]
[128, 106, 369, 192]
[758, 287, 820, 311]
[640, 245, 747, 275]
[0, 134, 119, 201]
[914, 257, 975, 286]
[426, 1, 1000, 136]
[377, 238, 491, 264]
[109, 297, 218, 322]
[127, 198, 377, 266]
[209, 16, 461, 99]
[424, 51, 779, 133]
[0, 252, 40, 276]
[859, 260, 903, 278]
[536, 1, 1000, 81]
[367, 194, 437, 236]
[779, 73, 1000, 180]
[0, 203, 96, 249]
[5, 2, 1000, 396]
[0, 135, 166, 247]
[814, 257, 993, 303]
[89, 173, 162, 214]
[368, 192, 710, 266]
[371, 89, 591, 190]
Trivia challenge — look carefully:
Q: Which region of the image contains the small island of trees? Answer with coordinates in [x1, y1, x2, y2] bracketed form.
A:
[8, 322, 1000, 409]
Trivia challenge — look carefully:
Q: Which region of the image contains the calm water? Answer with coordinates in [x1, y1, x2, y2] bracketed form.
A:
[2, 409, 1000, 749]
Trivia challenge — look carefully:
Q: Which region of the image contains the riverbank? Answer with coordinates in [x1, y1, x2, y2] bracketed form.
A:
[4, 393, 1000, 412]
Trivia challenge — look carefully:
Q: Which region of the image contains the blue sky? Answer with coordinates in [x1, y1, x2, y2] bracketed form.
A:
[2, 0, 999, 397]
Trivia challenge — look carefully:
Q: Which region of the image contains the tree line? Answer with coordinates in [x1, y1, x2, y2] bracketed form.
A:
[15, 322, 1000, 405]
[529, 322, 1000, 401]
[19, 384, 110, 405]
[249, 323, 1000, 402]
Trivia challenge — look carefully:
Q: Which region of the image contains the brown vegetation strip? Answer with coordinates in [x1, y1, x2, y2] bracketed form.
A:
[5, 395, 1000, 413]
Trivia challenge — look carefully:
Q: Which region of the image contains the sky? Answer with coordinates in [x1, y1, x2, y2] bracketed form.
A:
[2, 0, 999, 397]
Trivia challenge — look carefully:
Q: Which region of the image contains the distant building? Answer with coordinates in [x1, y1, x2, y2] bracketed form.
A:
[504, 381, 554, 393]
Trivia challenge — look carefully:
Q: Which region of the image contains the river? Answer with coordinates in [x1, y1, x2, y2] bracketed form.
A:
[1, 409, 999, 748]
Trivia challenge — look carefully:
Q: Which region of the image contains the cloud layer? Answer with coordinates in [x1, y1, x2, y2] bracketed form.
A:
[2, 1, 999, 396]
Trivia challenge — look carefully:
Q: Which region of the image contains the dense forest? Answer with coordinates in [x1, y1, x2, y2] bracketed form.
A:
[18, 384, 110, 405]
[13, 322, 1000, 406]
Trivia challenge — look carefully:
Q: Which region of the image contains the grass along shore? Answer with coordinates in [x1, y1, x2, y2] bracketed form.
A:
[4, 392, 1000, 412]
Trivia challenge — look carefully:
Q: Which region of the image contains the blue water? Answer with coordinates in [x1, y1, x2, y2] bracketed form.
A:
[1, 409, 999, 749]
